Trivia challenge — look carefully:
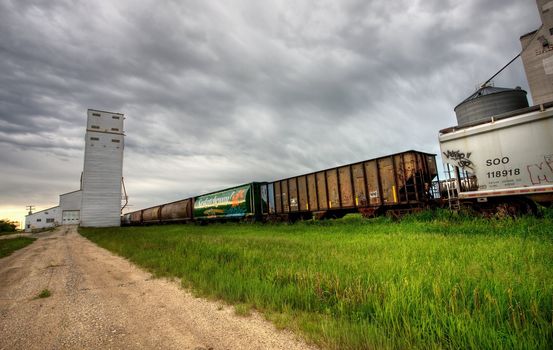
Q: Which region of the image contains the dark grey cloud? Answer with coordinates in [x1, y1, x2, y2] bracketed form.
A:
[0, 0, 541, 222]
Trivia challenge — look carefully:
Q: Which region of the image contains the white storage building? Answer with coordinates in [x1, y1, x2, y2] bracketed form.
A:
[24, 206, 61, 232]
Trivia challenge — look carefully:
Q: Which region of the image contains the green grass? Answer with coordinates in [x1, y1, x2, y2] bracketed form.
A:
[0, 237, 36, 258]
[36, 289, 51, 299]
[80, 212, 553, 349]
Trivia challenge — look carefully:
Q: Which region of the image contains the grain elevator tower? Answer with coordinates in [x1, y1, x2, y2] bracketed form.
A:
[80, 109, 125, 227]
[520, 0, 553, 104]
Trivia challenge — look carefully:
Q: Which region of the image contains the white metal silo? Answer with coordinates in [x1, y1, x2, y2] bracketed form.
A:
[80, 109, 125, 227]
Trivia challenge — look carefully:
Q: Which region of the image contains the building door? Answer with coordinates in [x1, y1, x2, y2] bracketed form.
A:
[62, 210, 80, 224]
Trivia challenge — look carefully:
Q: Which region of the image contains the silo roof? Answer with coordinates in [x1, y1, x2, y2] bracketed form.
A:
[455, 86, 526, 110]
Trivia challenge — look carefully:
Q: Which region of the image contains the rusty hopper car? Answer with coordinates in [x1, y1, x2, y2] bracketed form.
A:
[123, 198, 194, 226]
[439, 102, 553, 213]
[262, 150, 438, 219]
[129, 210, 142, 225]
[142, 205, 161, 224]
[160, 198, 194, 222]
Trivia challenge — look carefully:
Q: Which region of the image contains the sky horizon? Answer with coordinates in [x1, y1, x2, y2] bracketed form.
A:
[0, 1, 541, 228]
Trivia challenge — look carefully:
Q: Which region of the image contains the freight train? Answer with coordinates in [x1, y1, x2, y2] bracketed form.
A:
[122, 89, 553, 225]
[122, 150, 439, 225]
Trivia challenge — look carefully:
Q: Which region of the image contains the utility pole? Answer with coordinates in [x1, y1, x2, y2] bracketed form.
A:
[26, 205, 35, 215]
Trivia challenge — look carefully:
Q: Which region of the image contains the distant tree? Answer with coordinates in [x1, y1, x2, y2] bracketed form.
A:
[0, 219, 17, 232]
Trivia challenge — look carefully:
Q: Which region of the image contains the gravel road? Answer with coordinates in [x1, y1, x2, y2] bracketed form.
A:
[0, 225, 317, 350]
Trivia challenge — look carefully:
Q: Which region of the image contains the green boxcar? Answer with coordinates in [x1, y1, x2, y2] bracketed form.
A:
[193, 182, 266, 220]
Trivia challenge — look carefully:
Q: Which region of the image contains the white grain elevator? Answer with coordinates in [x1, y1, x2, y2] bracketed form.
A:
[80, 109, 125, 227]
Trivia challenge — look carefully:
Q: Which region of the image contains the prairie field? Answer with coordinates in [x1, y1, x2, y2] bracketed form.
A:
[80, 211, 553, 349]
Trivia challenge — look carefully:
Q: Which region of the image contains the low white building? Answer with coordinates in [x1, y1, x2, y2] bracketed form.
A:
[24, 190, 82, 232]
[60, 190, 82, 225]
[24, 206, 61, 232]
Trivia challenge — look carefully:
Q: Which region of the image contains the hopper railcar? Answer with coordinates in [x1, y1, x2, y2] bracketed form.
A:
[439, 101, 553, 215]
[193, 182, 266, 222]
[260, 150, 439, 220]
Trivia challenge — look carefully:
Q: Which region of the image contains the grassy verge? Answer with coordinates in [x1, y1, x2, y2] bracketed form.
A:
[0, 237, 36, 258]
[80, 212, 553, 349]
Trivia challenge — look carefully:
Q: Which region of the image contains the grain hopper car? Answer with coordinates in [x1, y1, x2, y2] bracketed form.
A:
[439, 89, 553, 214]
[261, 150, 439, 220]
[193, 183, 265, 222]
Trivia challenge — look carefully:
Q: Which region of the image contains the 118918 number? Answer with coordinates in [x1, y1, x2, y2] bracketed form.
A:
[487, 169, 520, 178]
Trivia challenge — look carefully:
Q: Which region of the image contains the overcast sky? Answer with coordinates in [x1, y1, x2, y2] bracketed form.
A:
[0, 0, 541, 224]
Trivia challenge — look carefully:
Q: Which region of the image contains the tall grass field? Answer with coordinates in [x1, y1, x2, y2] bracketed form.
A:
[80, 211, 553, 349]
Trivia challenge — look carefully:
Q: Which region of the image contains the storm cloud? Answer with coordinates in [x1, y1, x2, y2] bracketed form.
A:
[0, 0, 540, 221]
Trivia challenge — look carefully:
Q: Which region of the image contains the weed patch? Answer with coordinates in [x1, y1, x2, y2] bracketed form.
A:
[36, 289, 51, 299]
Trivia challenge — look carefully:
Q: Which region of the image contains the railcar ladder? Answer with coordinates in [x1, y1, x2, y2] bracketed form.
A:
[445, 164, 460, 211]
[449, 197, 461, 211]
